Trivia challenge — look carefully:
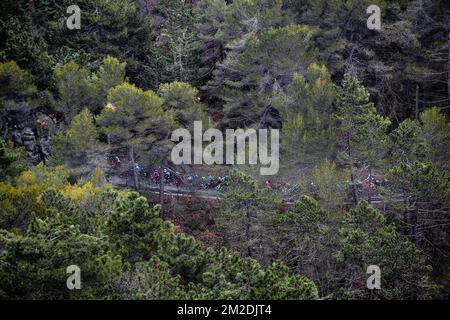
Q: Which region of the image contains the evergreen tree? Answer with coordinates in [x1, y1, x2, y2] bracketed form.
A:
[270, 195, 339, 297]
[195, 0, 227, 82]
[0, 139, 26, 183]
[158, 81, 210, 131]
[49, 108, 103, 176]
[0, 7, 53, 88]
[289, 0, 450, 120]
[389, 118, 426, 165]
[335, 74, 390, 204]
[389, 107, 450, 171]
[1, 165, 320, 300]
[299, 159, 349, 211]
[218, 169, 282, 262]
[339, 201, 434, 299]
[213, 24, 318, 128]
[418, 107, 450, 171]
[0, 61, 39, 137]
[53, 61, 96, 123]
[275, 63, 336, 167]
[93, 56, 127, 109]
[386, 161, 450, 263]
[97, 83, 176, 189]
[146, 0, 202, 88]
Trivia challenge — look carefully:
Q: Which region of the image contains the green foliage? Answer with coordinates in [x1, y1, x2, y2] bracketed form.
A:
[386, 161, 450, 260]
[276, 63, 336, 165]
[94, 56, 127, 104]
[419, 107, 450, 171]
[53, 61, 96, 123]
[195, 0, 227, 80]
[52, 56, 126, 124]
[147, 0, 202, 87]
[16, 163, 69, 194]
[335, 74, 379, 133]
[0, 61, 39, 134]
[218, 169, 282, 261]
[0, 219, 122, 299]
[389, 118, 426, 164]
[0, 61, 38, 107]
[291, 0, 448, 119]
[50, 0, 154, 88]
[217, 0, 291, 45]
[212, 23, 318, 127]
[158, 82, 211, 130]
[339, 202, 433, 299]
[0, 182, 43, 233]
[335, 74, 390, 202]
[106, 192, 169, 263]
[97, 82, 176, 181]
[352, 111, 390, 167]
[98, 82, 174, 146]
[299, 159, 349, 211]
[67, 109, 98, 151]
[0, 165, 318, 300]
[0, 0, 448, 301]
[0, 14, 53, 88]
[49, 108, 102, 173]
[189, 247, 318, 299]
[0, 139, 26, 183]
[270, 195, 339, 297]
[390, 107, 450, 171]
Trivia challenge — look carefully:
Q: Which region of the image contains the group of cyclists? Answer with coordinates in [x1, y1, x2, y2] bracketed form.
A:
[186, 174, 227, 190]
[108, 155, 227, 189]
[107, 155, 276, 191]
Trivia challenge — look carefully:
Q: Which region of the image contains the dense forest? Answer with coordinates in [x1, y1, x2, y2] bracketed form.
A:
[0, 0, 449, 300]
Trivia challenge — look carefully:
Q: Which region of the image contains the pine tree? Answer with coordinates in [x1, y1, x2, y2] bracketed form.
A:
[93, 56, 127, 109]
[53, 61, 96, 124]
[339, 201, 434, 299]
[0, 139, 26, 183]
[275, 63, 336, 167]
[335, 74, 390, 204]
[270, 195, 339, 297]
[389, 118, 426, 165]
[146, 0, 202, 88]
[195, 0, 227, 82]
[418, 107, 450, 171]
[289, 0, 449, 120]
[49, 108, 102, 176]
[212, 24, 318, 128]
[158, 81, 211, 131]
[386, 161, 450, 263]
[299, 159, 350, 211]
[50, 0, 154, 87]
[96, 83, 176, 189]
[352, 110, 390, 203]
[389, 107, 450, 171]
[0, 6, 53, 88]
[0, 61, 39, 137]
[203, 0, 298, 127]
[218, 169, 282, 262]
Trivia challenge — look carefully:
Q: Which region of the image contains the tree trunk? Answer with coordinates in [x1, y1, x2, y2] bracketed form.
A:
[415, 84, 419, 119]
[411, 207, 418, 245]
[347, 132, 358, 205]
[447, 30, 450, 107]
[368, 164, 373, 204]
[245, 208, 254, 258]
[2, 125, 8, 140]
[33, 127, 46, 165]
[129, 146, 139, 190]
[159, 164, 164, 219]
